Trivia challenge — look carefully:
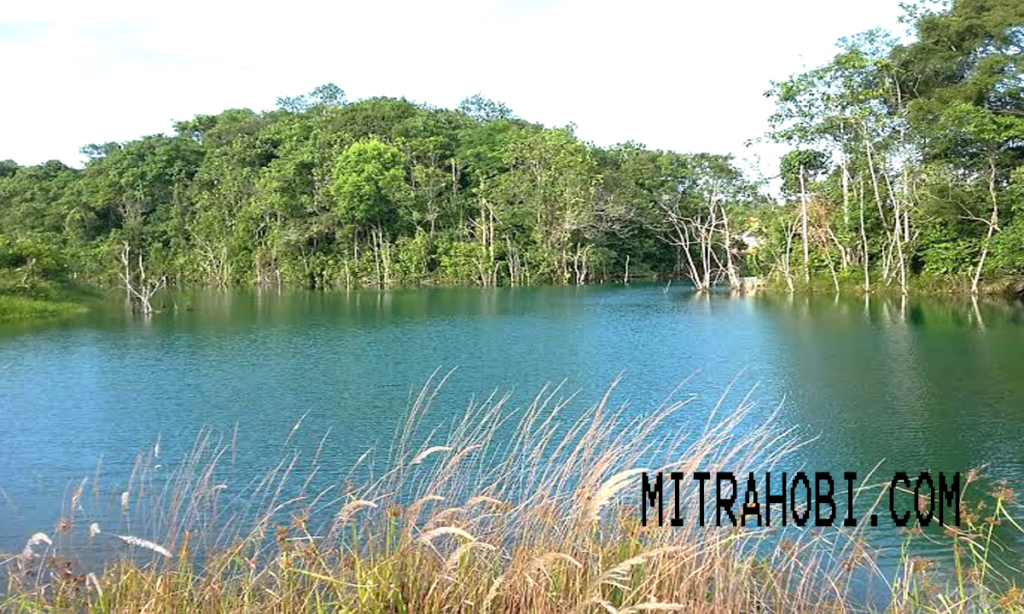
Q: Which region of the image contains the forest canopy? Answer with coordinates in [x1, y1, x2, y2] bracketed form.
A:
[1, 0, 1021, 302]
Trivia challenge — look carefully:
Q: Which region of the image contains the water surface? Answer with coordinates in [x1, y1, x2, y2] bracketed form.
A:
[2, 286, 1023, 575]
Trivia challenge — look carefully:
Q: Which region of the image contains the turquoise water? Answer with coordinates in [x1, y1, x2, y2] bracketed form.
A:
[1, 286, 1023, 573]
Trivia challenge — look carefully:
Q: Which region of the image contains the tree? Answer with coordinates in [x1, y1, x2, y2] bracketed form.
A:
[458, 93, 514, 122]
[5, 30, 1022, 299]
[332, 139, 408, 285]
[780, 149, 830, 284]
[0, 160, 18, 179]
[895, 0, 1024, 292]
[310, 83, 346, 108]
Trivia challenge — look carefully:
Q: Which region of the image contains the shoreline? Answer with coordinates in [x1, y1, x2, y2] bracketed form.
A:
[0, 294, 88, 322]
[3, 274, 1021, 324]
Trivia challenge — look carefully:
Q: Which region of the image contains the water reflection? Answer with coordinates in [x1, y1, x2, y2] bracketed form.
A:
[0, 286, 1022, 580]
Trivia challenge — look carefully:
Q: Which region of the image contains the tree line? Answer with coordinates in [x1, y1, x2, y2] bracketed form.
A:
[1, 0, 1021, 307]
[762, 0, 1023, 295]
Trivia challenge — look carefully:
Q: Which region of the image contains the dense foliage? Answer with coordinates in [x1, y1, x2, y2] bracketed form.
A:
[0, 93, 765, 292]
[763, 0, 1024, 294]
[0, 0, 1021, 299]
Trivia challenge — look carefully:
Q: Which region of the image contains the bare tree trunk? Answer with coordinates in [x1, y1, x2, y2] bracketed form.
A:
[903, 173, 911, 244]
[677, 226, 706, 291]
[354, 228, 360, 265]
[826, 226, 849, 270]
[972, 162, 1000, 295]
[380, 229, 392, 286]
[119, 242, 132, 302]
[575, 245, 591, 285]
[895, 211, 907, 295]
[841, 157, 850, 227]
[488, 204, 496, 285]
[371, 228, 382, 287]
[825, 250, 840, 294]
[573, 246, 582, 285]
[859, 178, 871, 292]
[799, 165, 810, 284]
[475, 197, 498, 287]
[118, 242, 166, 315]
[783, 220, 796, 293]
[882, 170, 908, 294]
[505, 236, 520, 287]
[720, 203, 741, 290]
[661, 193, 732, 292]
[701, 208, 716, 290]
[863, 139, 893, 284]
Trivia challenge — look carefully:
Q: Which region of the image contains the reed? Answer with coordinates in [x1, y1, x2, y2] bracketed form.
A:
[2, 374, 1022, 612]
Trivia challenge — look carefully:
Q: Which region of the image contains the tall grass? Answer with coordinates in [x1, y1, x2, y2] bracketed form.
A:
[2, 374, 1022, 612]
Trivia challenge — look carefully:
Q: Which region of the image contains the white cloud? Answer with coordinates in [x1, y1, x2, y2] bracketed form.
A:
[0, 0, 903, 178]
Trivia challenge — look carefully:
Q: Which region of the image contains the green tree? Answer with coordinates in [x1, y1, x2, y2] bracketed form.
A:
[332, 139, 409, 285]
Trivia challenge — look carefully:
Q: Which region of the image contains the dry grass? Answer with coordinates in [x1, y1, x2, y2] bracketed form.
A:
[2, 372, 1022, 613]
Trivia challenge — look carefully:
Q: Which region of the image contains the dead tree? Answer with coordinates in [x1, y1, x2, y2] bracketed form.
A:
[661, 199, 726, 292]
[799, 165, 810, 283]
[778, 219, 799, 293]
[718, 199, 742, 290]
[119, 242, 166, 315]
[970, 160, 1001, 296]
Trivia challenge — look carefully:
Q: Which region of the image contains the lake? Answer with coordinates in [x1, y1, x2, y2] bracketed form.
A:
[2, 285, 1023, 578]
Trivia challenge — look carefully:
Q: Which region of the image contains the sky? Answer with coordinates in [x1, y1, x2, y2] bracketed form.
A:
[1, 0, 907, 178]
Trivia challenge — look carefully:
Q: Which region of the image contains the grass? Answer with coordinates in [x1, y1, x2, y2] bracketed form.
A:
[0, 294, 87, 322]
[2, 374, 1023, 612]
[0, 275, 95, 322]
